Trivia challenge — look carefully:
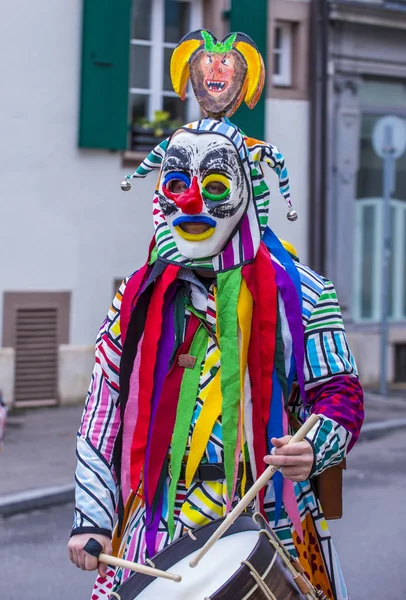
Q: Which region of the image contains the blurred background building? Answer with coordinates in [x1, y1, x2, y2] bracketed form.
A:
[1, 0, 405, 409]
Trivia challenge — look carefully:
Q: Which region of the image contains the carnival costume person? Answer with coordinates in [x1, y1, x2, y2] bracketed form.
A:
[68, 31, 364, 600]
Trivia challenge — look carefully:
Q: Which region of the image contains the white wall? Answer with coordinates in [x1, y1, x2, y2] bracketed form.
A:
[265, 98, 310, 264]
[0, 0, 157, 347]
[59, 345, 94, 405]
[0, 349, 14, 408]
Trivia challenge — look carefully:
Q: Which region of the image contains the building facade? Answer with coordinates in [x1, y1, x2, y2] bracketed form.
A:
[322, 0, 406, 386]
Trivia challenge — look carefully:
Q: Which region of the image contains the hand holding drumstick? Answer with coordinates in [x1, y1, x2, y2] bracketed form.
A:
[264, 435, 315, 482]
[190, 414, 319, 568]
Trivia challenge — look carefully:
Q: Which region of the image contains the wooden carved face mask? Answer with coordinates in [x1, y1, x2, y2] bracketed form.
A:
[171, 30, 265, 118]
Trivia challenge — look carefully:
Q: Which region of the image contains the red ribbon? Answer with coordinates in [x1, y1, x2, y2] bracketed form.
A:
[120, 238, 156, 345]
[242, 243, 277, 512]
[129, 265, 180, 495]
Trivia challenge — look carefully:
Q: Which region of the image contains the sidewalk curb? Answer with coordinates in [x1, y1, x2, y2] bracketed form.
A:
[0, 483, 74, 517]
[359, 418, 406, 442]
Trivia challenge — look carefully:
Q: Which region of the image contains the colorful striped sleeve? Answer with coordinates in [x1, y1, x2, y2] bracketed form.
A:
[305, 414, 352, 477]
[302, 277, 358, 389]
[298, 273, 364, 473]
[71, 280, 126, 538]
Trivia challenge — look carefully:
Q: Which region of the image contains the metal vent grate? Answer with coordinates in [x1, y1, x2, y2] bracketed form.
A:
[14, 308, 58, 407]
[394, 344, 406, 383]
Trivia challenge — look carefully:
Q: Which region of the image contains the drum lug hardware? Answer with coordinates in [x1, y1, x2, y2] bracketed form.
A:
[145, 558, 156, 568]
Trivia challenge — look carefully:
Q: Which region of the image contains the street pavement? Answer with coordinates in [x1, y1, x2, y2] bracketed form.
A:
[330, 427, 406, 599]
[0, 503, 95, 600]
[0, 428, 405, 600]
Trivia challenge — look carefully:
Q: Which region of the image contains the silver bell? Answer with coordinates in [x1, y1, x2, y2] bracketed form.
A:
[287, 209, 298, 222]
[121, 179, 132, 192]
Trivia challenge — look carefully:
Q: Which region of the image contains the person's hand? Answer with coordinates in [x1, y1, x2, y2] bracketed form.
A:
[264, 435, 314, 482]
[68, 533, 112, 578]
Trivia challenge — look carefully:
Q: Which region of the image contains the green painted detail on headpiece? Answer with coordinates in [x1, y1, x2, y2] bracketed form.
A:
[201, 30, 237, 54]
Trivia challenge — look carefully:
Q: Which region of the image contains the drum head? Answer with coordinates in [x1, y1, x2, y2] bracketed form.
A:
[116, 514, 260, 600]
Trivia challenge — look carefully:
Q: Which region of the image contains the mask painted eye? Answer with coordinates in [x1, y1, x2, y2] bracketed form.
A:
[221, 57, 230, 66]
[163, 172, 190, 196]
[206, 56, 213, 65]
[202, 174, 230, 202]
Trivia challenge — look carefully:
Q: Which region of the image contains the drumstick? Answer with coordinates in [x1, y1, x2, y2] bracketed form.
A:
[83, 538, 182, 583]
[189, 413, 320, 568]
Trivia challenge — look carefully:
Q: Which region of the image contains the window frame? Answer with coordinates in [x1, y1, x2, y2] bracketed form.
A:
[129, 0, 203, 125]
[271, 21, 293, 88]
[354, 197, 406, 323]
[353, 105, 406, 324]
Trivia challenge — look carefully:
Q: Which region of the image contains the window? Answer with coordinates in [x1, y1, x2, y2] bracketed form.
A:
[272, 22, 292, 87]
[129, 0, 203, 140]
[354, 113, 406, 323]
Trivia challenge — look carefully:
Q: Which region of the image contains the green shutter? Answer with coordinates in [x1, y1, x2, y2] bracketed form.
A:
[79, 0, 132, 150]
[230, 0, 267, 140]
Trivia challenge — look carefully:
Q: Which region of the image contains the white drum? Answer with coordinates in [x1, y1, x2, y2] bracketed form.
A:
[114, 514, 310, 600]
[137, 530, 257, 599]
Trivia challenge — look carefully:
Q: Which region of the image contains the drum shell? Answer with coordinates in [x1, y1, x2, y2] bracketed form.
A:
[115, 515, 308, 600]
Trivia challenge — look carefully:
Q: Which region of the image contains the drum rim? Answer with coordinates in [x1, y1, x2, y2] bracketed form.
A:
[116, 513, 260, 598]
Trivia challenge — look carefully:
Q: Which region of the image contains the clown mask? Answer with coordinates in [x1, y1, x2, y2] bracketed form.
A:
[171, 30, 265, 119]
[158, 130, 250, 260]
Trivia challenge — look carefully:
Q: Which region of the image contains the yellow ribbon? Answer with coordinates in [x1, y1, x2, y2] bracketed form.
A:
[185, 357, 222, 487]
[237, 278, 253, 496]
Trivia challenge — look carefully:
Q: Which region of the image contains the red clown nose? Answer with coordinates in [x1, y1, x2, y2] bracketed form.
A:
[163, 176, 203, 215]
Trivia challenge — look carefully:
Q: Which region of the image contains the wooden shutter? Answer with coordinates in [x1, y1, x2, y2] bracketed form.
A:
[14, 308, 59, 407]
[79, 0, 133, 150]
[230, 0, 267, 139]
[2, 292, 70, 408]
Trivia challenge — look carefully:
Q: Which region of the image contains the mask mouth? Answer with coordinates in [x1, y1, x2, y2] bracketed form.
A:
[173, 215, 216, 241]
[205, 80, 228, 93]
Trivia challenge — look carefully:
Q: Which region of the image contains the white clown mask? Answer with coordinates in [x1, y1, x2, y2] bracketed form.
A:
[158, 130, 250, 260]
[123, 118, 295, 272]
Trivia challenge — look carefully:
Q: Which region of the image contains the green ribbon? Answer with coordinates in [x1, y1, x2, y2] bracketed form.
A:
[216, 268, 242, 500]
[167, 325, 208, 538]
